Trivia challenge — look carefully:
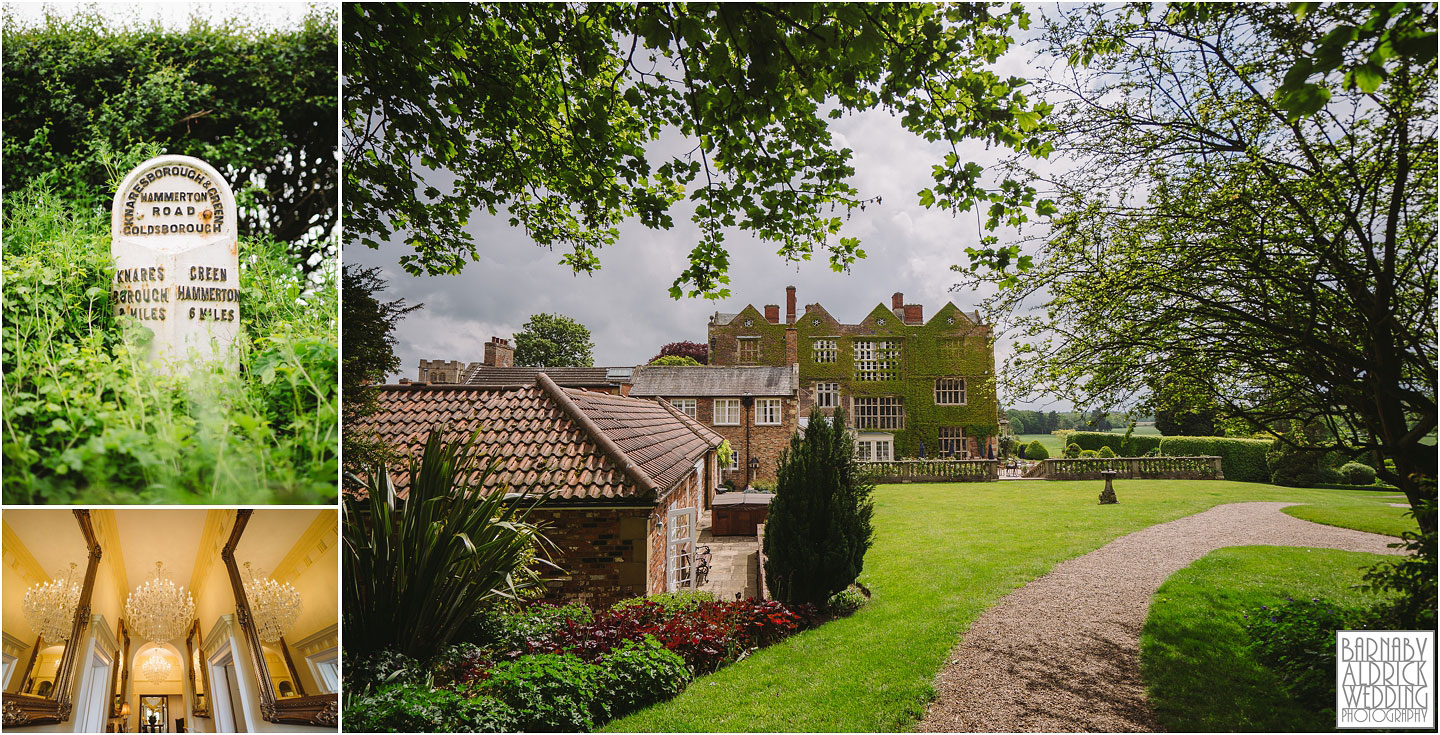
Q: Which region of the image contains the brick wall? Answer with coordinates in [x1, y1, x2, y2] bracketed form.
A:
[683, 397, 798, 486]
[533, 506, 650, 609]
[646, 465, 706, 594]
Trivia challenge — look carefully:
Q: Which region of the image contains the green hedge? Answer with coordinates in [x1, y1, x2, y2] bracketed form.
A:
[1160, 436, 1272, 483]
[1068, 431, 1162, 456]
[2, 8, 338, 268]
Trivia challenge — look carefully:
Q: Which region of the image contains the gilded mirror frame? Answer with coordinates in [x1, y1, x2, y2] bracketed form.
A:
[221, 510, 336, 727]
[185, 621, 211, 718]
[2, 510, 101, 728]
[110, 619, 129, 718]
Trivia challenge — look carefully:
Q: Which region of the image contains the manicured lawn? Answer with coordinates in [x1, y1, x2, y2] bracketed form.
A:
[607, 480, 1394, 732]
[1016, 432, 1064, 455]
[1283, 500, 1417, 538]
[1140, 546, 1393, 732]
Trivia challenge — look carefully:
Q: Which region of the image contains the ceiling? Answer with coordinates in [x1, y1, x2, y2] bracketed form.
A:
[114, 509, 210, 595]
[234, 509, 327, 576]
[6, 510, 87, 580]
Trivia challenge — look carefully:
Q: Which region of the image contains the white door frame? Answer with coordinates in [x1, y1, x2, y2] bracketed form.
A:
[666, 507, 698, 592]
[77, 645, 113, 734]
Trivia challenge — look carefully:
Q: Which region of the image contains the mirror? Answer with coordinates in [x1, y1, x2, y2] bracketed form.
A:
[110, 619, 129, 717]
[222, 510, 336, 727]
[185, 622, 209, 717]
[2, 510, 100, 727]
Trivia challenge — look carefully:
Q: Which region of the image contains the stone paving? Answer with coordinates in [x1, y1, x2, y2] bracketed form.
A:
[695, 509, 760, 600]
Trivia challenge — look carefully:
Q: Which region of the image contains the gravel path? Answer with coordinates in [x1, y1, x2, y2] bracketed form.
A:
[917, 502, 1404, 733]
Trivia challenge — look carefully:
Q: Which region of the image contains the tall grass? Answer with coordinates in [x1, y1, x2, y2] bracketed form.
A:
[2, 174, 337, 503]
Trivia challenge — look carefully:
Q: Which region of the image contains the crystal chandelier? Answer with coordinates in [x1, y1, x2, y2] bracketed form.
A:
[242, 562, 302, 643]
[140, 650, 172, 683]
[22, 563, 81, 642]
[125, 562, 195, 643]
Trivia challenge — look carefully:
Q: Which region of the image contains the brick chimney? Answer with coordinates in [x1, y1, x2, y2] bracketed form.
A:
[892, 292, 904, 310]
[764, 304, 780, 324]
[784, 328, 798, 366]
[786, 286, 797, 324]
[903, 304, 923, 325]
[483, 336, 514, 367]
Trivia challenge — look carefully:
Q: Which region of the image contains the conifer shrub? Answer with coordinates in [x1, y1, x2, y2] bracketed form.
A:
[1025, 439, 1049, 460]
[1064, 443, 1082, 458]
[1097, 445, 1116, 458]
[764, 407, 875, 607]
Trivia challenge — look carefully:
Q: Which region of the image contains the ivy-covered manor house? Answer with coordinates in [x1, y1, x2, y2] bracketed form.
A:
[708, 287, 1000, 462]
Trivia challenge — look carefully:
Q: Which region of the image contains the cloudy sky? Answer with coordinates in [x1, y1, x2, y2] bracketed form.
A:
[346, 10, 1068, 410]
[4, 1, 325, 30]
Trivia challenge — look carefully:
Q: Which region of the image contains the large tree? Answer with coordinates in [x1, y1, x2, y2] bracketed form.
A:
[971, 3, 1436, 527]
[342, 266, 421, 474]
[342, 2, 1052, 298]
[512, 313, 595, 367]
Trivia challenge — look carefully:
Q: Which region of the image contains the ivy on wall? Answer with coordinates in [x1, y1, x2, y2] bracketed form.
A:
[710, 299, 999, 458]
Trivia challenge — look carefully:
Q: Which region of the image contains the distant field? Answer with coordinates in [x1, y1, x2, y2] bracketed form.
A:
[1017, 425, 1161, 456]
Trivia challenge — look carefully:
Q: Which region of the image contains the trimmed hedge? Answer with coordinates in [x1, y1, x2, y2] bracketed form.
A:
[1068, 431, 1162, 456]
[1067, 432, 1270, 482]
[1160, 436, 1272, 483]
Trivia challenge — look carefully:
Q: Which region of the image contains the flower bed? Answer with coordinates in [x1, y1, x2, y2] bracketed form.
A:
[346, 590, 865, 732]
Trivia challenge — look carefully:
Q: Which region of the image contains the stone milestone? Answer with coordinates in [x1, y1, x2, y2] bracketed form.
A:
[110, 155, 240, 373]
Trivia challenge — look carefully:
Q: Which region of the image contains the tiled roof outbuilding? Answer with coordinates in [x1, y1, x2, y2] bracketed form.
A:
[355, 374, 720, 500]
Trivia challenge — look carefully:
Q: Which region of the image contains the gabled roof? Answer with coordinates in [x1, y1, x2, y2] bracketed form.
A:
[462, 366, 621, 389]
[628, 366, 797, 397]
[355, 375, 721, 500]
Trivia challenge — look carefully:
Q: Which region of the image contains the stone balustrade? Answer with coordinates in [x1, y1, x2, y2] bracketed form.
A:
[859, 458, 999, 483]
[1022, 456, 1224, 480]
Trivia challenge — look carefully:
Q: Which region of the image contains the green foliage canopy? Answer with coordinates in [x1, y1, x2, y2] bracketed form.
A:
[973, 2, 1437, 528]
[343, 2, 1053, 298]
[2, 8, 339, 270]
[513, 313, 596, 367]
[342, 265, 421, 472]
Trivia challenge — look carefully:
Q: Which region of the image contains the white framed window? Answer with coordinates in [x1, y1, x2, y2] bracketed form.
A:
[305, 648, 340, 694]
[853, 339, 901, 381]
[713, 398, 740, 425]
[812, 338, 837, 363]
[756, 398, 782, 425]
[671, 398, 697, 418]
[939, 426, 967, 457]
[814, 382, 839, 408]
[737, 337, 760, 364]
[856, 434, 894, 462]
[853, 396, 904, 430]
[934, 377, 967, 405]
[725, 448, 740, 470]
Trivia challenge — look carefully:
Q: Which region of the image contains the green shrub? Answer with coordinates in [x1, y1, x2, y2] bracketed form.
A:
[1339, 462, 1378, 486]
[764, 407, 875, 606]
[345, 684, 517, 733]
[825, 586, 869, 617]
[2, 9, 338, 260]
[648, 355, 701, 366]
[1069, 430, 1161, 456]
[1097, 445, 1116, 458]
[480, 653, 601, 732]
[347, 649, 421, 695]
[1317, 467, 1344, 485]
[1243, 597, 1365, 710]
[1266, 439, 1326, 488]
[1079, 448, 1099, 458]
[1024, 439, 1049, 460]
[593, 636, 691, 720]
[1160, 436, 1272, 483]
[1064, 443, 1081, 459]
[612, 590, 715, 615]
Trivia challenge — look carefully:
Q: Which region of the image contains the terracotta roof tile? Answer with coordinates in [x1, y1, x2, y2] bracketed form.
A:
[354, 376, 721, 500]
